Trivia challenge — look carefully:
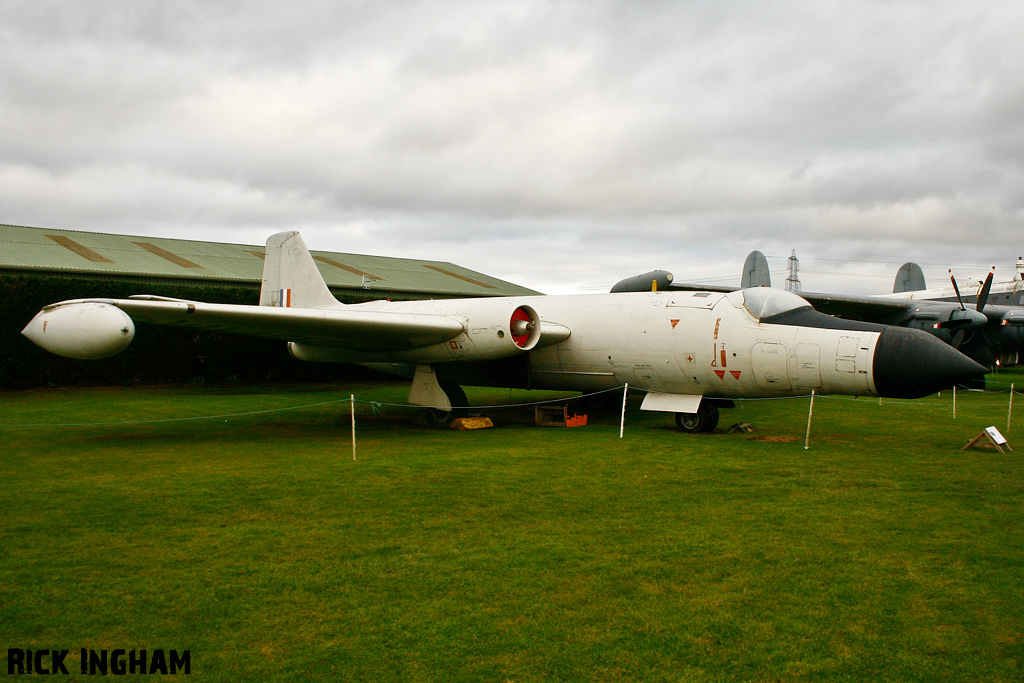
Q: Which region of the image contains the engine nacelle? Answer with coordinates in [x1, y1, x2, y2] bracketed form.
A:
[22, 302, 135, 359]
[385, 300, 548, 363]
[430, 301, 543, 359]
[610, 270, 674, 293]
[288, 301, 561, 365]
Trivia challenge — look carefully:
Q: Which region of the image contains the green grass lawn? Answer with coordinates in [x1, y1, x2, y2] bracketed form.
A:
[2, 376, 1023, 681]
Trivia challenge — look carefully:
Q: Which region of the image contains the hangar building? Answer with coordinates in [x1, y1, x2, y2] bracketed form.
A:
[0, 224, 540, 301]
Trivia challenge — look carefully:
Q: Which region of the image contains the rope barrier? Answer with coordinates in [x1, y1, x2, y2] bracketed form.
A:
[0, 396, 356, 428]
[0, 386, 626, 428]
[0, 381, 1020, 428]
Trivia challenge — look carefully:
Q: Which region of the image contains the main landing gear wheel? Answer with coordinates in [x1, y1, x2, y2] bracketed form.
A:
[675, 404, 719, 433]
[425, 384, 468, 429]
[581, 390, 617, 415]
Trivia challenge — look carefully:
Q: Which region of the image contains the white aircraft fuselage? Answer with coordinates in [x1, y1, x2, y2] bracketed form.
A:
[293, 289, 876, 400]
[22, 232, 987, 431]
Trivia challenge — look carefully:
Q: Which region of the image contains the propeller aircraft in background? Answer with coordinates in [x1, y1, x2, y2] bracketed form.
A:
[613, 252, 1024, 369]
[23, 233, 986, 433]
[874, 259, 1024, 367]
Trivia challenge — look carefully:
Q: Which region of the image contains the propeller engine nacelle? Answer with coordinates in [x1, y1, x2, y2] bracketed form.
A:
[22, 302, 135, 359]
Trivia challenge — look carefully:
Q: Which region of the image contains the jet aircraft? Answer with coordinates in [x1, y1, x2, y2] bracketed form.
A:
[612, 252, 1024, 369]
[23, 232, 986, 432]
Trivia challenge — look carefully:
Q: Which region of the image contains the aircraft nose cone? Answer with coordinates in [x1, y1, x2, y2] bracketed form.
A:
[872, 327, 988, 399]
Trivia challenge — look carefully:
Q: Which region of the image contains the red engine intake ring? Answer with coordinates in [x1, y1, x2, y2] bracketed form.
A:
[510, 306, 536, 349]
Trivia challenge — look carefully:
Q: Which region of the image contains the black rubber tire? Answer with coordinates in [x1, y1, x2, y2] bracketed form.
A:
[581, 391, 618, 414]
[425, 384, 468, 429]
[675, 404, 719, 433]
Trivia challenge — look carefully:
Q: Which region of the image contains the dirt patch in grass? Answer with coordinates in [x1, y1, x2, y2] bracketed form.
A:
[748, 435, 799, 443]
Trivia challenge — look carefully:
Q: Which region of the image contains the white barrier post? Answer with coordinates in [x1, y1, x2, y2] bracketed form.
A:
[804, 390, 815, 450]
[1009, 383, 1015, 432]
[953, 386, 957, 420]
[619, 384, 628, 438]
[350, 394, 357, 461]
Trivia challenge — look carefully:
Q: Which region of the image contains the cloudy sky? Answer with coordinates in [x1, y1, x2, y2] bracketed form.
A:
[3, 0, 1023, 294]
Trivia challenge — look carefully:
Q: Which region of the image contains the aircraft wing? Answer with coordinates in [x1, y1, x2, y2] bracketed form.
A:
[794, 291, 913, 323]
[32, 297, 465, 351]
[663, 284, 913, 323]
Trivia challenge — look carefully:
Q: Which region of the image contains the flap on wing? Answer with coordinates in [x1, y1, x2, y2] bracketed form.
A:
[640, 393, 703, 414]
[89, 298, 464, 351]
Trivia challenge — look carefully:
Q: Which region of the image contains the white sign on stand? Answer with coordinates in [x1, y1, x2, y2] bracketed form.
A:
[963, 426, 1013, 453]
[986, 426, 1008, 445]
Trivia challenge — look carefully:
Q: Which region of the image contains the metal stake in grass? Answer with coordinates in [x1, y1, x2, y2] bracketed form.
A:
[619, 383, 628, 438]
[350, 394, 357, 461]
[1009, 383, 1015, 432]
[804, 390, 815, 450]
[953, 386, 957, 420]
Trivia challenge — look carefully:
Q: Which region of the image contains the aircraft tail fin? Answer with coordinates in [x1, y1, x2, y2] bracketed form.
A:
[741, 251, 771, 288]
[893, 262, 926, 293]
[259, 231, 342, 308]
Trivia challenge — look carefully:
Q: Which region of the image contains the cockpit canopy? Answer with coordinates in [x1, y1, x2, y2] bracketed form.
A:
[727, 287, 813, 321]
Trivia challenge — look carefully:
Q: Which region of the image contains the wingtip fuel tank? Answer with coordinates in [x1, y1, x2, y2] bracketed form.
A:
[22, 302, 135, 360]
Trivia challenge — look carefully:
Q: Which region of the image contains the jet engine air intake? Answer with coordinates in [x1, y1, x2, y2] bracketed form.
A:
[510, 306, 539, 349]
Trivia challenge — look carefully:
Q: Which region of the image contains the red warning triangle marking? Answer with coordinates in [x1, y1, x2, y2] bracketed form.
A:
[714, 370, 726, 380]
[670, 319, 680, 329]
[731, 371, 742, 380]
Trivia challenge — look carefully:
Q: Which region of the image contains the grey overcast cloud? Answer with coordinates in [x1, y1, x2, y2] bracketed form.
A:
[2, 0, 1022, 294]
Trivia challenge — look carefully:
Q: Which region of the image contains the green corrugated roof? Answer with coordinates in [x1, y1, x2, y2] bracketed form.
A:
[0, 224, 540, 298]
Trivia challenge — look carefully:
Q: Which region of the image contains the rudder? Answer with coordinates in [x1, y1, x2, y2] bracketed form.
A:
[893, 262, 926, 293]
[741, 250, 771, 288]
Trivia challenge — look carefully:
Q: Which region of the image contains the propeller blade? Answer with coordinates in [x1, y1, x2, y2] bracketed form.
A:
[951, 329, 966, 348]
[949, 270, 965, 310]
[955, 327, 998, 367]
[981, 330, 997, 360]
[961, 330, 997, 367]
[976, 271, 994, 312]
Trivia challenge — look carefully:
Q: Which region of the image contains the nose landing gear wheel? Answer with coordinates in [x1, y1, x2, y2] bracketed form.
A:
[426, 384, 468, 429]
[675, 404, 719, 433]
